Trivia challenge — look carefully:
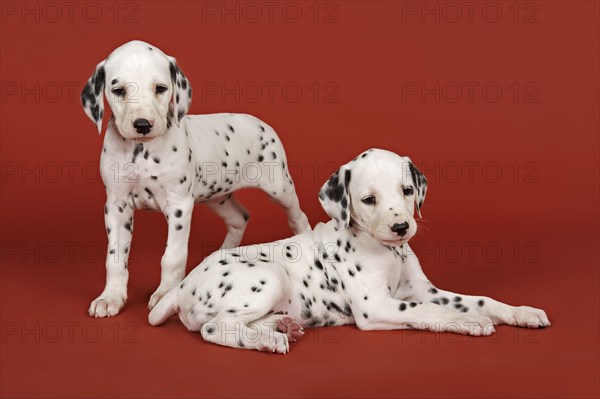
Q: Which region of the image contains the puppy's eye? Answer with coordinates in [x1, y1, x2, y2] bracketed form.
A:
[361, 195, 376, 205]
[403, 186, 414, 196]
[111, 87, 125, 97]
[155, 85, 168, 94]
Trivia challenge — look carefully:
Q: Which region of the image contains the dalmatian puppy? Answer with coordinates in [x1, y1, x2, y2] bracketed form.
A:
[81, 40, 311, 318]
[148, 149, 550, 353]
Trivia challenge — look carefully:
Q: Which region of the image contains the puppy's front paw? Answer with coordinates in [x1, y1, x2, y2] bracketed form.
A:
[148, 289, 167, 310]
[504, 306, 550, 328]
[89, 290, 127, 317]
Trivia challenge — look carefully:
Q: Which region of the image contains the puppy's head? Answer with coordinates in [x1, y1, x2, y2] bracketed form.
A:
[319, 149, 427, 247]
[81, 40, 192, 139]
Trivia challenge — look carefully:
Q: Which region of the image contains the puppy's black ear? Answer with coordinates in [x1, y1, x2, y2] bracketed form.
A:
[81, 61, 106, 134]
[319, 167, 352, 228]
[407, 159, 428, 218]
[168, 57, 192, 126]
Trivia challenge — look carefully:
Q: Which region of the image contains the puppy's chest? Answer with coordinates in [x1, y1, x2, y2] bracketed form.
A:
[102, 139, 193, 210]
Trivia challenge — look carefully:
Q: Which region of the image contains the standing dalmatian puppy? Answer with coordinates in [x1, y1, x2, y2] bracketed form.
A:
[149, 149, 549, 354]
[81, 40, 310, 317]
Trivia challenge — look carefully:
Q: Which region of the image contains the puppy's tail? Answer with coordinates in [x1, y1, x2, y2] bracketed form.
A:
[148, 288, 179, 326]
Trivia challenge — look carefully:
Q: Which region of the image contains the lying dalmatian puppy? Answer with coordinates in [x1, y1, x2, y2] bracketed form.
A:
[149, 149, 550, 353]
[81, 40, 310, 317]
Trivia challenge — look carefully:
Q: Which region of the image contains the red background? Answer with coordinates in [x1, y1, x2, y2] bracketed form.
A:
[1, 1, 599, 398]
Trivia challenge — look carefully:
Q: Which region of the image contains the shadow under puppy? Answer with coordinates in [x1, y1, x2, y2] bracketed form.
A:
[149, 149, 549, 354]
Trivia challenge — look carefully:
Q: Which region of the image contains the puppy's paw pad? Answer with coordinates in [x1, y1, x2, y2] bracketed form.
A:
[276, 316, 304, 342]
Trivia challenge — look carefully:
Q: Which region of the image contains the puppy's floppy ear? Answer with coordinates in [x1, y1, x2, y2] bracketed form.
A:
[407, 159, 428, 218]
[168, 57, 192, 126]
[81, 60, 106, 134]
[319, 166, 352, 228]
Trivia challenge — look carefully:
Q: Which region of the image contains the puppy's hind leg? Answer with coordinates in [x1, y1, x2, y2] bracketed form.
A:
[206, 194, 250, 249]
[265, 175, 311, 234]
[201, 266, 292, 353]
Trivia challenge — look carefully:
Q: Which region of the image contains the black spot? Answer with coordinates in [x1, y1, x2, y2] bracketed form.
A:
[150, 175, 158, 180]
[441, 297, 449, 305]
[153, 156, 160, 164]
[363, 313, 368, 319]
[454, 296, 462, 302]
[428, 287, 438, 294]
[174, 209, 182, 218]
[172, 146, 177, 152]
[314, 259, 323, 270]
[124, 222, 132, 232]
[478, 299, 485, 307]
[258, 155, 264, 162]
[175, 224, 182, 230]
[271, 152, 277, 159]
[409, 302, 417, 307]
[344, 169, 352, 187]
[132, 143, 144, 162]
[399, 303, 407, 311]
[206, 326, 215, 334]
[94, 66, 105, 96]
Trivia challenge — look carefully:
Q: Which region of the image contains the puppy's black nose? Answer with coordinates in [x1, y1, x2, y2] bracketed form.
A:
[391, 222, 409, 237]
[133, 118, 152, 135]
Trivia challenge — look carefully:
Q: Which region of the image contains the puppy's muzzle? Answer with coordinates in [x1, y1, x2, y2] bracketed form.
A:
[133, 118, 153, 135]
[391, 222, 409, 237]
